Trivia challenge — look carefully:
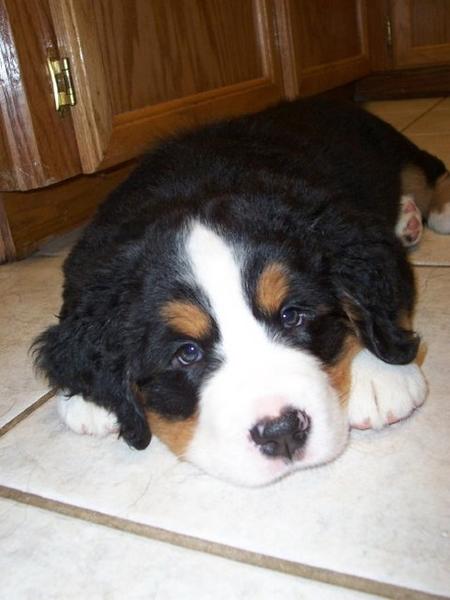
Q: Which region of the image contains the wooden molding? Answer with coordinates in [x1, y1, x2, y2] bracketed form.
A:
[272, 0, 299, 99]
[2, 161, 135, 259]
[355, 65, 450, 101]
[253, 0, 284, 90]
[0, 197, 16, 263]
[98, 78, 281, 170]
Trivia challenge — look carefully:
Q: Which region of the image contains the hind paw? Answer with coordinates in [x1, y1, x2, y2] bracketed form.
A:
[395, 194, 423, 247]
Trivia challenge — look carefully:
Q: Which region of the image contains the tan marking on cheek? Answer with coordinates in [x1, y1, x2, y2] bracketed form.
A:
[399, 310, 413, 330]
[146, 411, 199, 457]
[326, 336, 362, 406]
[161, 301, 211, 339]
[256, 262, 290, 315]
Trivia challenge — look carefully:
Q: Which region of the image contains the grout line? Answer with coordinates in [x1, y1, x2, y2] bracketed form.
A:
[0, 389, 56, 438]
[413, 264, 450, 269]
[401, 97, 448, 132]
[0, 485, 445, 600]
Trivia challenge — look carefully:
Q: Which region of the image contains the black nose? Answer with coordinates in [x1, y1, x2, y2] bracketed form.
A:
[250, 409, 311, 460]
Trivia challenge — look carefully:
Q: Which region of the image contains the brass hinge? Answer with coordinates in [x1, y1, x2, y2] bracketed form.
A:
[385, 15, 393, 49]
[47, 57, 76, 113]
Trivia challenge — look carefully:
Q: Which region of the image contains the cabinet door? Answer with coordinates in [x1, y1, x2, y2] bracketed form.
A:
[275, 0, 370, 98]
[391, 0, 450, 68]
[49, 0, 284, 173]
[0, 0, 81, 191]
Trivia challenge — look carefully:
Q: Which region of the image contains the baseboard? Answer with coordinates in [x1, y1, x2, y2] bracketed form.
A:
[355, 66, 450, 101]
[2, 160, 136, 261]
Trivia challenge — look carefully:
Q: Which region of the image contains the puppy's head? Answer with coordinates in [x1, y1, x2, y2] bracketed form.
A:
[127, 200, 418, 486]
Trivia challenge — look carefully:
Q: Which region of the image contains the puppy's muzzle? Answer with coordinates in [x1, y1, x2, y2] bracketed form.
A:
[250, 408, 311, 461]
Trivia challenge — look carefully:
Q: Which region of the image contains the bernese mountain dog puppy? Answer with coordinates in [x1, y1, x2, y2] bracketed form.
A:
[33, 98, 450, 486]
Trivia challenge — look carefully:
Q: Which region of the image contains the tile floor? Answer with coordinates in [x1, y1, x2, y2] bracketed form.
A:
[1, 99, 450, 599]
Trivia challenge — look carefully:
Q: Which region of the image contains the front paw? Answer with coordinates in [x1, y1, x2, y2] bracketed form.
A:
[56, 392, 120, 437]
[348, 350, 427, 430]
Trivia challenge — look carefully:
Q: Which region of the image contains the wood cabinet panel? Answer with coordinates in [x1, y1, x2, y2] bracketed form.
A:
[92, 0, 263, 113]
[293, 0, 362, 69]
[411, 0, 450, 46]
[0, 0, 81, 191]
[50, 0, 283, 174]
[275, 0, 370, 98]
[391, 0, 450, 68]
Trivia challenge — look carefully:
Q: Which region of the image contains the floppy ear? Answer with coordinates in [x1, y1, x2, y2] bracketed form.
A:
[328, 215, 419, 365]
[32, 320, 151, 450]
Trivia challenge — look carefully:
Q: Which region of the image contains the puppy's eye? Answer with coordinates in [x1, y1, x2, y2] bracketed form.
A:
[280, 306, 304, 329]
[174, 342, 203, 367]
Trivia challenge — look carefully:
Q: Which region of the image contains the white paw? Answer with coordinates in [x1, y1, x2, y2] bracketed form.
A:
[348, 350, 427, 430]
[395, 194, 423, 247]
[56, 392, 119, 437]
[428, 202, 450, 234]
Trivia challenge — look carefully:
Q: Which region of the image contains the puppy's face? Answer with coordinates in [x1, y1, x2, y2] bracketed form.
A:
[134, 220, 356, 486]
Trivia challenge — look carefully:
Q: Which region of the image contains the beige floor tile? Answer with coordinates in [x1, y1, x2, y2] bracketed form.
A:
[367, 112, 420, 132]
[34, 227, 83, 258]
[410, 228, 450, 266]
[0, 256, 64, 428]
[1, 498, 378, 600]
[364, 98, 444, 131]
[364, 98, 443, 115]
[405, 109, 450, 135]
[0, 267, 449, 597]
[428, 96, 450, 111]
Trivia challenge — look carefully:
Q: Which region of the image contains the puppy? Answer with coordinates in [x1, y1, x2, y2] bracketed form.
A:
[33, 98, 449, 486]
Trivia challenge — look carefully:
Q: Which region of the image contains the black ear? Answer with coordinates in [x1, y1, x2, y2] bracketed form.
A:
[340, 293, 419, 365]
[329, 217, 419, 365]
[32, 321, 151, 450]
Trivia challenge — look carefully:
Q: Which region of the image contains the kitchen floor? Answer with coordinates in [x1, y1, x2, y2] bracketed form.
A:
[1, 98, 449, 600]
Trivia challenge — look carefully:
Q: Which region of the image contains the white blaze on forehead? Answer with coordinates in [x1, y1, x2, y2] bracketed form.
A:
[184, 221, 348, 486]
[186, 222, 268, 357]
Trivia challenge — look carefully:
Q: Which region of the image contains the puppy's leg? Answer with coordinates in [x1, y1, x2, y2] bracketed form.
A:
[347, 350, 427, 430]
[428, 171, 450, 234]
[56, 391, 119, 437]
[401, 163, 450, 235]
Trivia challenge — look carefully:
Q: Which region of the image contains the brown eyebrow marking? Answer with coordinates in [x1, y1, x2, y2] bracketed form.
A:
[161, 300, 211, 338]
[256, 262, 290, 315]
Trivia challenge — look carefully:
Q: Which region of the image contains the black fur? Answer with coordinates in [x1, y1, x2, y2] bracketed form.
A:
[33, 98, 445, 449]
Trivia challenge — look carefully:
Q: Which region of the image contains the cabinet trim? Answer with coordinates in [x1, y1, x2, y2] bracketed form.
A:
[99, 78, 281, 170]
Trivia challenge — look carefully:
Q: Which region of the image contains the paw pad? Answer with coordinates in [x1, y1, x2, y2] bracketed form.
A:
[396, 195, 423, 247]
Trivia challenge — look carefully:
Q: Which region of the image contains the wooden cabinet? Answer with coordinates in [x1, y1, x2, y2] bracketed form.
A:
[48, 0, 285, 175]
[1, 0, 372, 194]
[0, 0, 373, 260]
[358, 0, 450, 101]
[6, 0, 447, 261]
[390, 0, 450, 68]
[276, 0, 370, 98]
[0, 0, 81, 191]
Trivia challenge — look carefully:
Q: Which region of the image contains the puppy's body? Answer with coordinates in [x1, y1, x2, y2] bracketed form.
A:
[34, 99, 447, 485]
